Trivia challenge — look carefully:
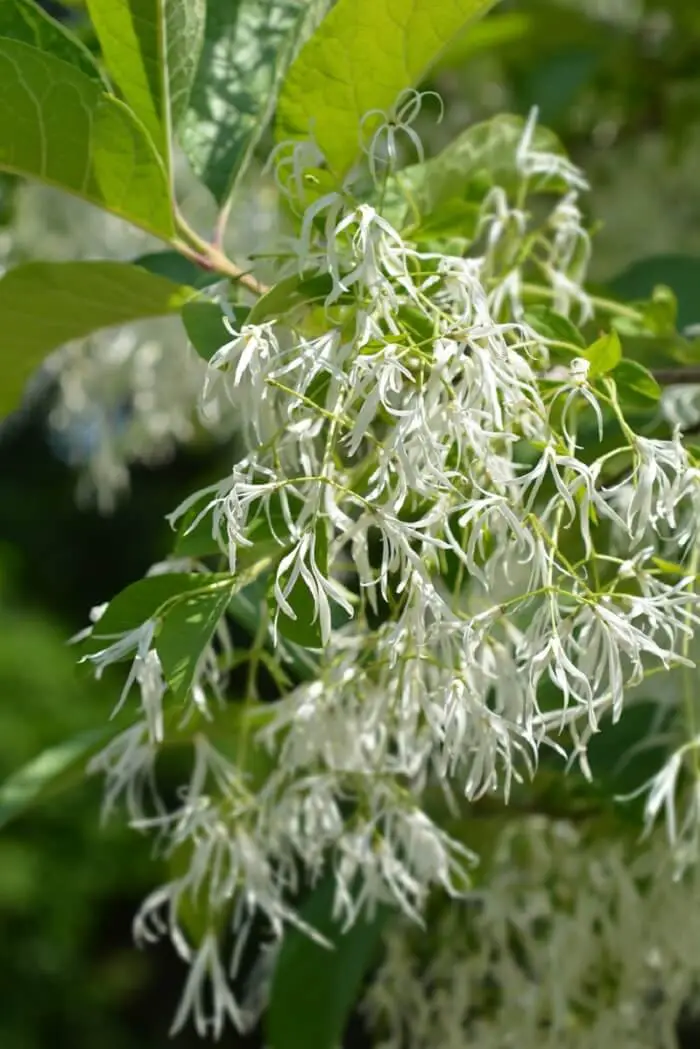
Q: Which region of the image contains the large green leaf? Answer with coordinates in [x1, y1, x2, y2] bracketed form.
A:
[0, 729, 111, 829]
[85, 0, 206, 170]
[0, 0, 103, 82]
[181, 0, 329, 206]
[276, 0, 498, 176]
[0, 38, 174, 236]
[267, 873, 391, 1049]
[0, 260, 196, 418]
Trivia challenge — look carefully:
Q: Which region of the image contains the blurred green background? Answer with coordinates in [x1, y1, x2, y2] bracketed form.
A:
[3, 0, 700, 1046]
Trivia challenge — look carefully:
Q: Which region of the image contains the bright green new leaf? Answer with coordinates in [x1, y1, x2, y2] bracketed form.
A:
[583, 330, 622, 377]
[0, 39, 174, 236]
[85, 0, 206, 171]
[0, 0, 103, 82]
[408, 199, 482, 245]
[267, 873, 391, 1049]
[0, 729, 111, 830]
[0, 260, 196, 418]
[181, 0, 330, 206]
[276, 0, 498, 176]
[173, 507, 224, 559]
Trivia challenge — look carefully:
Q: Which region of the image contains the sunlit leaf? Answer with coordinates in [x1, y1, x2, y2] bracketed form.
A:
[276, 0, 498, 176]
[386, 114, 566, 231]
[182, 0, 330, 206]
[85, 0, 206, 170]
[583, 330, 622, 377]
[0, 0, 103, 82]
[0, 39, 174, 236]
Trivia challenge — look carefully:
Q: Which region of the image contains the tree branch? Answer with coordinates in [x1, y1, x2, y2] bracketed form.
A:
[652, 367, 700, 386]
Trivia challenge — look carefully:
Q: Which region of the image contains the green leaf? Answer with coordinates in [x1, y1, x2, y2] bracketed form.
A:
[0, 260, 196, 418]
[267, 873, 391, 1049]
[0, 0, 103, 82]
[274, 573, 323, 649]
[388, 115, 566, 230]
[583, 330, 622, 377]
[85, 573, 229, 645]
[272, 521, 329, 650]
[408, 198, 481, 245]
[180, 299, 228, 363]
[587, 701, 669, 801]
[611, 359, 661, 409]
[181, 300, 249, 363]
[249, 272, 334, 325]
[0, 38, 174, 236]
[524, 306, 585, 349]
[608, 255, 700, 332]
[85, 0, 206, 171]
[133, 249, 221, 288]
[182, 0, 330, 206]
[172, 513, 223, 559]
[0, 729, 110, 829]
[156, 582, 235, 703]
[276, 0, 499, 177]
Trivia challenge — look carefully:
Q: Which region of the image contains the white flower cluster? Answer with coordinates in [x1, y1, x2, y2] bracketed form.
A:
[81, 112, 700, 1034]
[364, 816, 700, 1049]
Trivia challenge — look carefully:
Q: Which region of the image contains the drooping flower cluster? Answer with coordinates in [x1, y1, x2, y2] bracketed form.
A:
[79, 109, 700, 1034]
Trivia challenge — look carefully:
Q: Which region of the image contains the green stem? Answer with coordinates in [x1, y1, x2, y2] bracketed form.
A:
[519, 281, 643, 323]
[174, 212, 269, 296]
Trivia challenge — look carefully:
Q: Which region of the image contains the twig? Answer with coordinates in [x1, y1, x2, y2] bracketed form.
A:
[651, 367, 700, 386]
[174, 212, 270, 297]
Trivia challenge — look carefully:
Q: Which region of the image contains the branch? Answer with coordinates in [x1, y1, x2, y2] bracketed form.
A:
[173, 213, 270, 297]
[652, 367, 700, 386]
